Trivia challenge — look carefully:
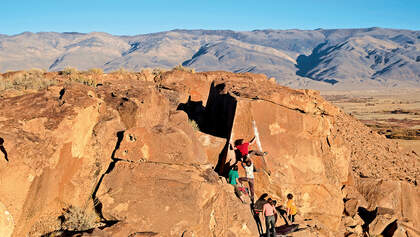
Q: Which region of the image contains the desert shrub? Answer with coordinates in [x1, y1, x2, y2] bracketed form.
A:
[173, 64, 195, 73]
[200, 168, 219, 183]
[27, 68, 46, 75]
[0, 71, 56, 91]
[88, 68, 103, 75]
[60, 205, 99, 231]
[62, 66, 78, 75]
[111, 67, 130, 74]
[68, 74, 96, 87]
[151, 68, 168, 78]
[189, 119, 200, 131]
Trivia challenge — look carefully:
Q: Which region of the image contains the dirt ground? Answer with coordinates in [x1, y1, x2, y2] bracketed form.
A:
[321, 89, 420, 140]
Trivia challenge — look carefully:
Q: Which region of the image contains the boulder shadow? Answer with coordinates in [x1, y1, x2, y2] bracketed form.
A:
[177, 82, 237, 175]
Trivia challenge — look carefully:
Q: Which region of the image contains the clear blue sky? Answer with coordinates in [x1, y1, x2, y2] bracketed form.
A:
[1, 0, 419, 35]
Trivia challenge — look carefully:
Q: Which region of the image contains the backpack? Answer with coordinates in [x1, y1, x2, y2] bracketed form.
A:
[237, 187, 249, 196]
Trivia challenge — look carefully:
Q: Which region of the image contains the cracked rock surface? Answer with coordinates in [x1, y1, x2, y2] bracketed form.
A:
[0, 70, 418, 236]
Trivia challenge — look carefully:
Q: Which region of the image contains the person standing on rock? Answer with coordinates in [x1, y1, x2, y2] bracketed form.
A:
[272, 200, 279, 225]
[286, 193, 297, 223]
[231, 137, 267, 162]
[263, 198, 276, 237]
[239, 159, 257, 203]
[228, 165, 247, 204]
[252, 193, 268, 235]
[0, 138, 8, 162]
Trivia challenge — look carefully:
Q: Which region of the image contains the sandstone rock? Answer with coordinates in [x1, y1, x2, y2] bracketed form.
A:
[355, 179, 419, 231]
[369, 215, 396, 236]
[0, 70, 419, 236]
[0, 202, 13, 237]
[95, 162, 257, 236]
[195, 131, 227, 166]
[343, 216, 358, 227]
[344, 199, 359, 217]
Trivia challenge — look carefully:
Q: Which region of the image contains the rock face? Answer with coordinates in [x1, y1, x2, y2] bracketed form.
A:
[0, 70, 418, 236]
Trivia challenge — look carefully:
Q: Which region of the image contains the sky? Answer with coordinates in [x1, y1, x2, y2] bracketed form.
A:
[1, 0, 419, 35]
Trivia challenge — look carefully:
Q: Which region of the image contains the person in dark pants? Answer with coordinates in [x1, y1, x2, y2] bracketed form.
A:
[252, 193, 268, 235]
[228, 165, 247, 204]
[231, 137, 267, 162]
[263, 198, 276, 237]
[0, 137, 8, 162]
[239, 159, 256, 203]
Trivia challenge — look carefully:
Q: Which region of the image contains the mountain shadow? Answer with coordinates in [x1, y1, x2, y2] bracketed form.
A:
[295, 41, 338, 85]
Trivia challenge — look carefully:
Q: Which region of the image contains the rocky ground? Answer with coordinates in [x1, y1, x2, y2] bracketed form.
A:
[0, 69, 418, 236]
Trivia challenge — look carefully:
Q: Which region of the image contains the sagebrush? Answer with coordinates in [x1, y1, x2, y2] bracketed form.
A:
[60, 205, 99, 231]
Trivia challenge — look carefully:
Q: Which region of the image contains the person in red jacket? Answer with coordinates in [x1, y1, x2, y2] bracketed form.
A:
[231, 137, 267, 162]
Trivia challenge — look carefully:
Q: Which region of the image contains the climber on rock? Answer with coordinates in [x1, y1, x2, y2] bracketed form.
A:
[238, 158, 257, 203]
[0, 137, 8, 162]
[230, 137, 267, 163]
[228, 165, 247, 204]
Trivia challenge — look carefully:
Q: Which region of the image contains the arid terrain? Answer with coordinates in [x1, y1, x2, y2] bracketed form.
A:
[1, 28, 420, 90]
[323, 89, 420, 141]
[0, 69, 418, 237]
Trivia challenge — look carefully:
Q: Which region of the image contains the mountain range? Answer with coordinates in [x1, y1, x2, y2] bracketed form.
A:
[0, 28, 419, 89]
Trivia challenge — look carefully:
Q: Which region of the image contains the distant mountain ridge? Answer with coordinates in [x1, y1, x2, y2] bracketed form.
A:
[0, 28, 419, 89]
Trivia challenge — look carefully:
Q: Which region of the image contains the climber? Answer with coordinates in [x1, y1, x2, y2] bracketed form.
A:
[286, 193, 297, 223]
[228, 165, 247, 204]
[230, 137, 267, 162]
[238, 158, 257, 203]
[0, 137, 8, 162]
[263, 198, 276, 237]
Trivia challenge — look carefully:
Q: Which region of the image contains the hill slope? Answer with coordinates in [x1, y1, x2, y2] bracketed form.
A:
[0, 28, 419, 89]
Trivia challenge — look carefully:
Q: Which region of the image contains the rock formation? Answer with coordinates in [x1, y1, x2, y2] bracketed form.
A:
[0, 70, 418, 236]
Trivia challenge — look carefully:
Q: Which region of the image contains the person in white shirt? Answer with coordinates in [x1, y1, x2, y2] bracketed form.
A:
[239, 158, 257, 203]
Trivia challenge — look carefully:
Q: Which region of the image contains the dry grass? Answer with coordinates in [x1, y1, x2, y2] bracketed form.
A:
[173, 64, 195, 73]
[67, 74, 97, 87]
[0, 67, 191, 92]
[60, 205, 99, 231]
[189, 119, 200, 131]
[59, 67, 100, 87]
[62, 66, 78, 75]
[88, 68, 103, 75]
[111, 67, 131, 74]
[0, 69, 57, 91]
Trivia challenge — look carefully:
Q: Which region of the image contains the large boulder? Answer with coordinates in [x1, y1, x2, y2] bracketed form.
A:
[95, 162, 257, 236]
[0, 70, 418, 236]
